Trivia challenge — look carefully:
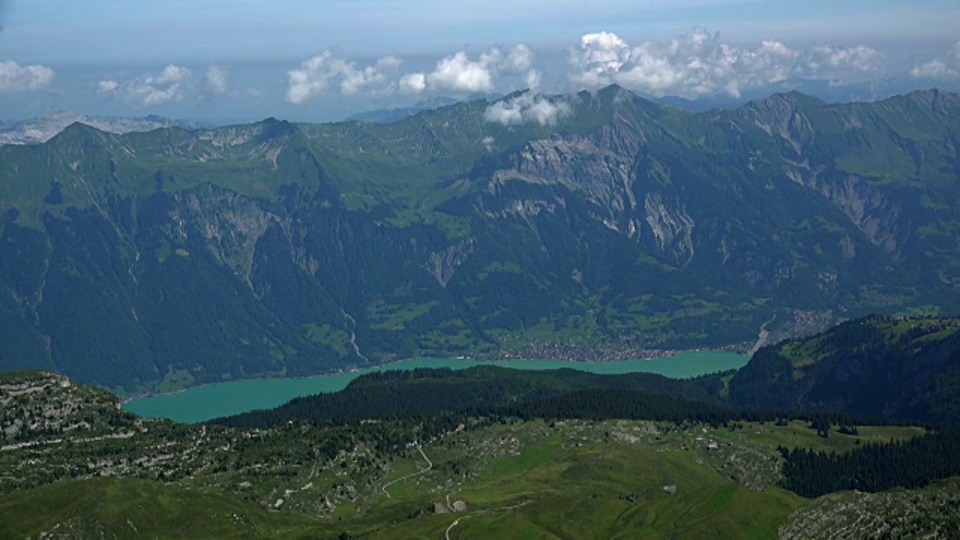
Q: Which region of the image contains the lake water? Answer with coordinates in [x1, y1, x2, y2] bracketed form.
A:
[124, 351, 747, 424]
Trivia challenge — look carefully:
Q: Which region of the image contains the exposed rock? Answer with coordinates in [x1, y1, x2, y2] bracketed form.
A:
[427, 240, 474, 287]
[171, 189, 275, 285]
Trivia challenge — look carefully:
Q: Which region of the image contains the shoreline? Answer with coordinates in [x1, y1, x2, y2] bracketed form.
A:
[120, 348, 737, 405]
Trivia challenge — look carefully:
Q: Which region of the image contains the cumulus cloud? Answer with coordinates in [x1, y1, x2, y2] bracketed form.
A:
[286, 51, 401, 104]
[97, 80, 119, 94]
[426, 51, 498, 93]
[0, 60, 55, 93]
[568, 28, 884, 98]
[484, 92, 572, 126]
[568, 32, 631, 88]
[398, 72, 426, 95]
[97, 64, 191, 106]
[800, 43, 883, 76]
[503, 44, 535, 73]
[205, 64, 230, 94]
[403, 44, 537, 94]
[341, 56, 401, 95]
[910, 41, 960, 79]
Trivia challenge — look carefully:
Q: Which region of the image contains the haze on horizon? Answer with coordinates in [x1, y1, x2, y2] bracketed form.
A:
[0, 0, 958, 123]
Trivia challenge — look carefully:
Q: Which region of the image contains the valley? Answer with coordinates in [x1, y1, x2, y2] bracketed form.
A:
[1, 87, 958, 394]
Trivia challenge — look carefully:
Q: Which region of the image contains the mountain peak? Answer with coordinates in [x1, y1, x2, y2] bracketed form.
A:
[255, 117, 297, 142]
[903, 87, 959, 112]
[54, 121, 103, 140]
[760, 91, 825, 108]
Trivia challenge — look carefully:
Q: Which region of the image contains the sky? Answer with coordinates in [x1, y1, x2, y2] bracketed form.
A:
[0, 0, 959, 123]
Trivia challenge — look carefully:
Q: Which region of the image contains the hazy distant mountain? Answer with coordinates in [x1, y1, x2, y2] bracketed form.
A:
[0, 111, 207, 146]
[0, 85, 958, 391]
[651, 77, 957, 112]
[346, 94, 496, 123]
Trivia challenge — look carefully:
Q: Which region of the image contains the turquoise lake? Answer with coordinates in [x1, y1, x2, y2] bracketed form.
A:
[124, 351, 747, 423]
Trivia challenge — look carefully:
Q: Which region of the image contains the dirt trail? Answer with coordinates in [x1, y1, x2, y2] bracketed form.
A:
[381, 445, 432, 498]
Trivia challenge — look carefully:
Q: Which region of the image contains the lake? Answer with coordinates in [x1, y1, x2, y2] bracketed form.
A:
[124, 351, 747, 423]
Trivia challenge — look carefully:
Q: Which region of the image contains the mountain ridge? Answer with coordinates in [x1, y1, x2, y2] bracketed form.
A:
[0, 86, 958, 391]
[0, 110, 207, 146]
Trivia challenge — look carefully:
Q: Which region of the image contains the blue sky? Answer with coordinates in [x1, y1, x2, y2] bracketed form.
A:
[1, 0, 958, 122]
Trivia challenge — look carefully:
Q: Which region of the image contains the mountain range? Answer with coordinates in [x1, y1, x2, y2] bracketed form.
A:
[0, 85, 958, 393]
[0, 111, 207, 146]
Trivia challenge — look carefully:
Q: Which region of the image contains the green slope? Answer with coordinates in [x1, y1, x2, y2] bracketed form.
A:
[0, 478, 320, 539]
[727, 315, 960, 423]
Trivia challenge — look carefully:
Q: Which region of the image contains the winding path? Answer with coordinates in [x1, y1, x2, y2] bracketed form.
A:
[381, 445, 432, 498]
[445, 516, 468, 540]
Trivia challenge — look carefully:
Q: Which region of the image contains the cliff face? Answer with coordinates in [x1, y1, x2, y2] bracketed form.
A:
[0, 86, 958, 391]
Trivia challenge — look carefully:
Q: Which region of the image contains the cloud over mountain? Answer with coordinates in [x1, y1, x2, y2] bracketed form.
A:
[402, 44, 538, 94]
[98, 64, 192, 106]
[484, 92, 571, 126]
[286, 52, 401, 104]
[568, 28, 884, 98]
[205, 64, 230, 95]
[0, 61, 55, 93]
[911, 41, 960, 79]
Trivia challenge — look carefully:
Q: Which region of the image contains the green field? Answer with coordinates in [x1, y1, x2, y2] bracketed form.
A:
[0, 417, 928, 539]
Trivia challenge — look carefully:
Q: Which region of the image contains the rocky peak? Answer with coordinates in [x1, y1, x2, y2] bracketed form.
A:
[906, 88, 960, 116]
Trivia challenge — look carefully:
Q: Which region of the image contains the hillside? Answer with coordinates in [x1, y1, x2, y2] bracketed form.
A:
[1, 87, 959, 391]
[726, 315, 960, 424]
[0, 334, 960, 538]
[1, 366, 946, 539]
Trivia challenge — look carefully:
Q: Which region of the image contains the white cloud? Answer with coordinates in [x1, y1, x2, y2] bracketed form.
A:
[910, 59, 957, 79]
[0, 60, 55, 93]
[484, 92, 572, 126]
[481, 135, 495, 151]
[910, 41, 960, 79]
[97, 80, 119, 94]
[131, 65, 191, 105]
[799, 43, 882, 76]
[568, 31, 631, 88]
[524, 69, 542, 91]
[100, 64, 192, 106]
[426, 51, 497, 93]
[205, 64, 229, 94]
[398, 72, 426, 95]
[404, 43, 537, 94]
[568, 28, 885, 98]
[286, 51, 401, 104]
[100, 65, 229, 106]
[341, 56, 401, 96]
[503, 44, 535, 73]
